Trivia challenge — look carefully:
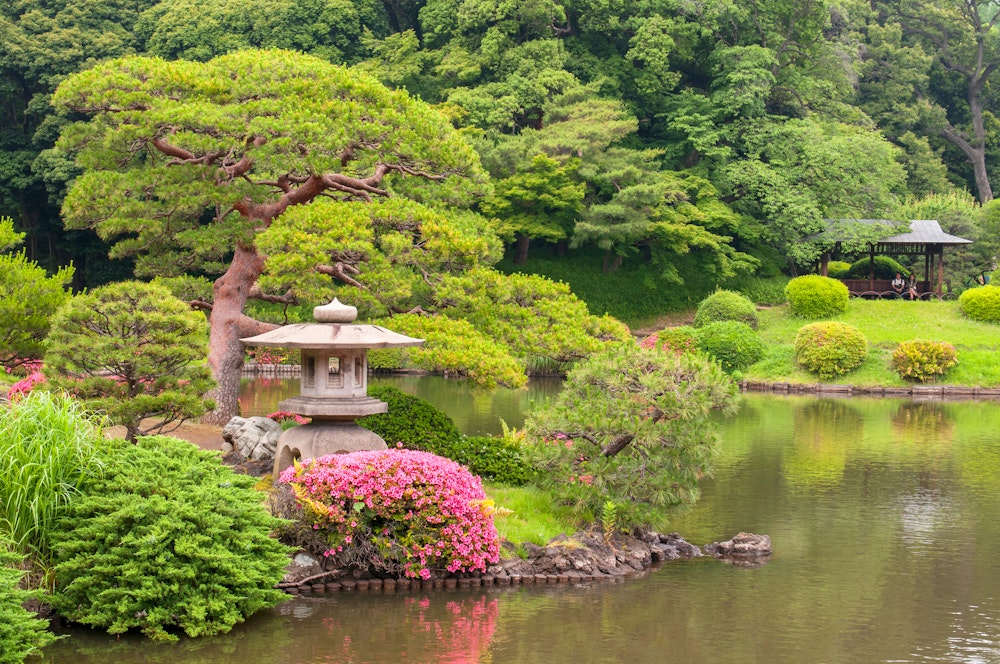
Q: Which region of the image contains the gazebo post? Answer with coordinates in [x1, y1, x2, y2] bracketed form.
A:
[938, 246, 945, 296]
[820, 252, 829, 277]
[868, 246, 875, 292]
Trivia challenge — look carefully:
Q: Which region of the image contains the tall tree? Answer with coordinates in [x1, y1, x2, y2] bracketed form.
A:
[52, 49, 485, 423]
[872, 0, 1000, 203]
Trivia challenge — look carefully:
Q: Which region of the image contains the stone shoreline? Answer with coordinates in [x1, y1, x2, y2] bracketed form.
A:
[740, 381, 1000, 399]
[279, 531, 771, 595]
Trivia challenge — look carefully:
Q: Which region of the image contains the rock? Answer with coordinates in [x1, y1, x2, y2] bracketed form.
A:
[222, 416, 281, 461]
[282, 551, 325, 585]
[703, 532, 772, 561]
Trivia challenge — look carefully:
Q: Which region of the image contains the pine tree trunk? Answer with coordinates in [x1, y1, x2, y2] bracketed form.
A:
[202, 246, 267, 425]
[513, 235, 531, 265]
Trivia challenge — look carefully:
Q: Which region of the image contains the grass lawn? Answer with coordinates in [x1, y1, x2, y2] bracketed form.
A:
[484, 482, 582, 548]
[742, 299, 1000, 387]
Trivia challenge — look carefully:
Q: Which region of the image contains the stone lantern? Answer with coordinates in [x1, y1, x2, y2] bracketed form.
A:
[240, 299, 424, 477]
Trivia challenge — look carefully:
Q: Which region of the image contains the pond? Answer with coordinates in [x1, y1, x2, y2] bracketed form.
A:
[40, 390, 1000, 664]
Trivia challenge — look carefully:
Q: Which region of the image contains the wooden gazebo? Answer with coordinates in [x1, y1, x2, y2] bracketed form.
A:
[815, 219, 972, 298]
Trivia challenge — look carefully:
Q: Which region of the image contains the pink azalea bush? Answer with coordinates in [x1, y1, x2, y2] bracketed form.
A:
[7, 368, 45, 401]
[280, 449, 500, 579]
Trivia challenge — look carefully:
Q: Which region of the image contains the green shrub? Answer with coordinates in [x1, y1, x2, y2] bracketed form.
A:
[360, 387, 532, 484]
[846, 255, 910, 280]
[785, 275, 849, 318]
[693, 290, 759, 329]
[640, 326, 699, 355]
[50, 436, 290, 642]
[0, 391, 111, 578]
[693, 321, 765, 373]
[958, 285, 1000, 323]
[890, 340, 959, 382]
[794, 322, 869, 378]
[447, 436, 534, 486]
[826, 261, 852, 279]
[360, 386, 462, 454]
[524, 345, 739, 529]
[45, 281, 215, 442]
[0, 536, 57, 664]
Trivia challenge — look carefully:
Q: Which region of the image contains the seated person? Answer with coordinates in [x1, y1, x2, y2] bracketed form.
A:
[907, 274, 918, 300]
[891, 272, 905, 297]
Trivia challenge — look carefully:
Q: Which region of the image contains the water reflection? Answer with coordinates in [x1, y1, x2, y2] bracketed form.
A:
[42, 393, 1000, 663]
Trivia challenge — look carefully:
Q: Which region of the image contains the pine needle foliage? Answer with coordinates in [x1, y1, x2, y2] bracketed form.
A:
[0, 536, 58, 663]
[50, 436, 290, 642]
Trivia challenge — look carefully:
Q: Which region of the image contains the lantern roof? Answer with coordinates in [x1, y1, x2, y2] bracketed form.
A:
[240, 298, 424, 349]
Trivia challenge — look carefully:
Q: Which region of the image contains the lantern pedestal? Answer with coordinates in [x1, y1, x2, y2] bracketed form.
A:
[274, 420, 388, 477]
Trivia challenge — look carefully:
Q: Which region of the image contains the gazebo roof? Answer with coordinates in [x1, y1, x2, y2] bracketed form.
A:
[814, 219, 971, 245]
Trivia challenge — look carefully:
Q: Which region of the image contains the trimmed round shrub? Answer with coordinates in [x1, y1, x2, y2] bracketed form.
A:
[693, 290, 759, 329]
[281, 449, 501, 579]
[794, 322, 868, 378]
[0, 537, 56, 664]
[640, 326, 699, 355]
[826, 260, 852, 279]
[785, 275, 849, 318]
[445, 436, 534, 486]
[50, 436, 291, 642]
[846, 255, 910, 280]
[890, 339, 959, 382]
[958, 285, 1000, 323]
[359, 386, 462, 454]
[693, 321, 765, 373]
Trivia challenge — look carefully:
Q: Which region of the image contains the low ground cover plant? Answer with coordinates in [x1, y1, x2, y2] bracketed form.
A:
[50, 436, 290, 642]
[525, 344, 739, 530]
[785, 275, 849, 318]
[281, 449, 501, 579]
[794, 322, 869, 379]
[891, 340, 959, 382]
[0, 535, 57, 664]
[693, 321, 765, 373]
[693, 290, 759, 329]
[958, 285, 1000, 323]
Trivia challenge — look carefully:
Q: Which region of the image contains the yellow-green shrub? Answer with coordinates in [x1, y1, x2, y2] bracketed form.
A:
[785, 275, 849, 319]
[890, 340, 958, 382]
[958, 285, 1000, 323]
[794, 322, 868, 378]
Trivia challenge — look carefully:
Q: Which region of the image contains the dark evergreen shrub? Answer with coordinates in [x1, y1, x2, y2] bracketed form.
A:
[50, 436, 290, 642]
[360, 386, 462, 454]
[785, 275, 849, 318]
[693, 321, 765, 373]
[794, 322, 868, 378]
[890, 340, 959, 382]
[0, 537, 56, 664]
[958, 285, 1000, 323]
[447, 436, 534, 485]
[693, 290, 759, 329]
[846, 255, 910, 280]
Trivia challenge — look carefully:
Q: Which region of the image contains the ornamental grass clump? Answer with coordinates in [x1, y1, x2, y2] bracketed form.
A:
[0, 391, 110, 580]
[794, 322, 868, 379]
[281, 449, 501, 579]
[891, 339, 958, 382]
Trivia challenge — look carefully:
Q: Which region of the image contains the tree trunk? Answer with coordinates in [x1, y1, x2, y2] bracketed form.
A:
[513, 234, 531, 265]
[202, 245, 268, 425]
